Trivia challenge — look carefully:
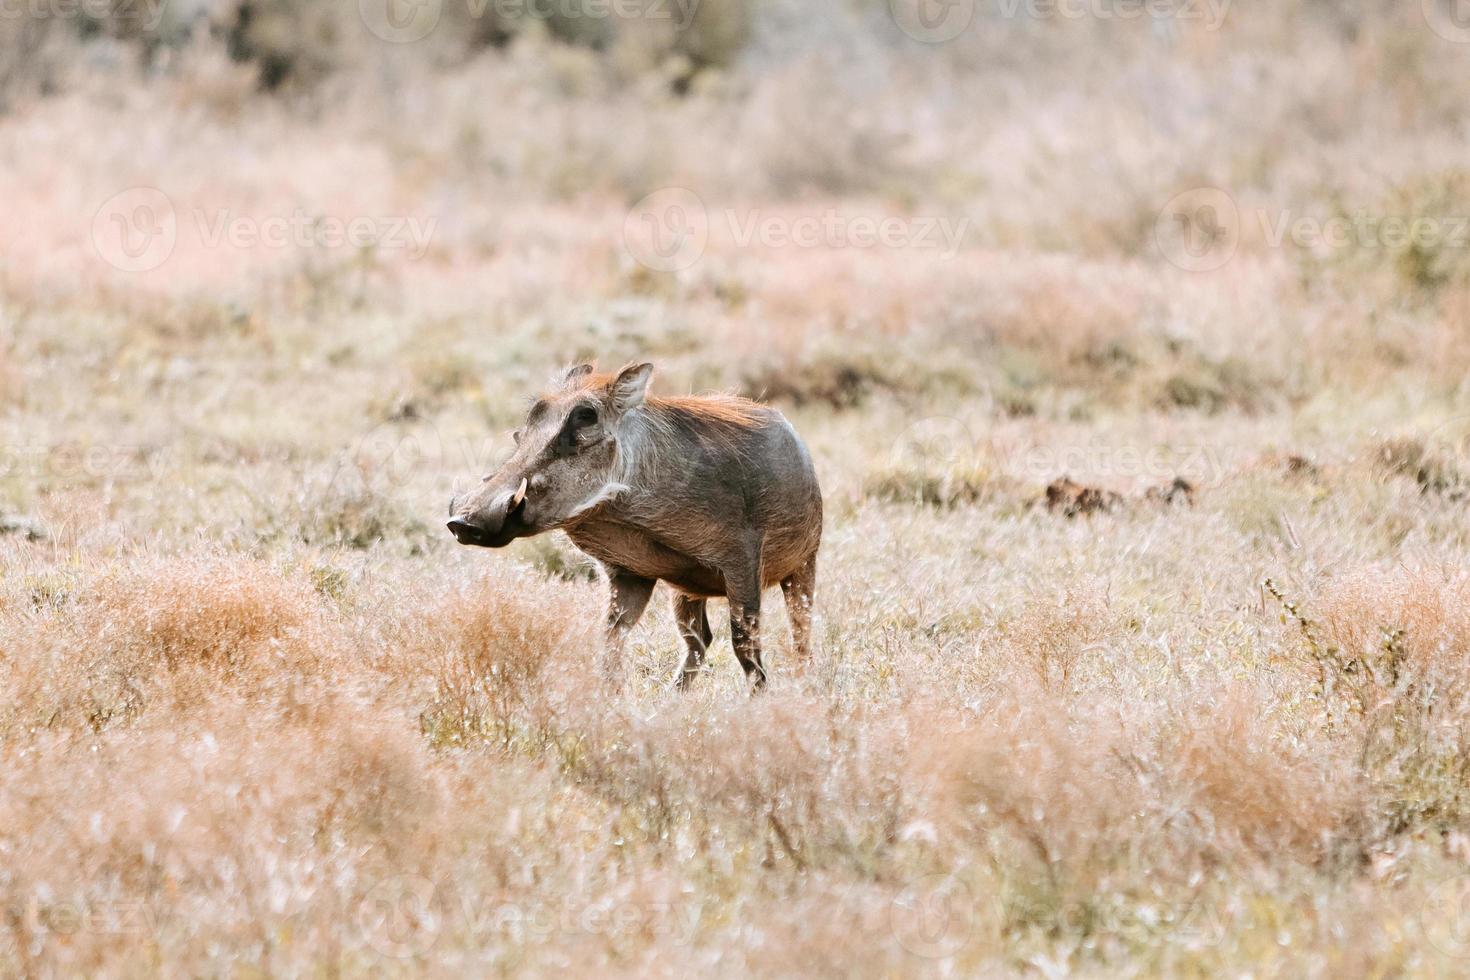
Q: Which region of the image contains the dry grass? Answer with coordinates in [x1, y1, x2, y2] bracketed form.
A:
[7, 2, 1470, 975]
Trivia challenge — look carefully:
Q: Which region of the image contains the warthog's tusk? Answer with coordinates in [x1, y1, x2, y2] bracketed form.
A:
[510, 478, 528, 510]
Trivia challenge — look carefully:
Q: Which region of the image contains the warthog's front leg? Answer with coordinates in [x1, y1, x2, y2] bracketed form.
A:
[602, 566, 655, 686]
[672, 592, 713, 691]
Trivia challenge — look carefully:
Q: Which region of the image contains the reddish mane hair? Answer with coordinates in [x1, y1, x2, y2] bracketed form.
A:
[556, 367, 767, 430]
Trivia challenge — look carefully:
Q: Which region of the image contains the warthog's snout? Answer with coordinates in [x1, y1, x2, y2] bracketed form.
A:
[445, 515, 496, 546]
[446, 479, 528, 548]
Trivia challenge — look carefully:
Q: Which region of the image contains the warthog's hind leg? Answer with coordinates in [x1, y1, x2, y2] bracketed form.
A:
[780, 553, 817, 665]
[723, 555, 766, 692]
[671, 593, 713, 691]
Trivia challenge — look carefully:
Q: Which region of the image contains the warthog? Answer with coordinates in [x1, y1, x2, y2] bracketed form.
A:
[447, 362, 822, 690]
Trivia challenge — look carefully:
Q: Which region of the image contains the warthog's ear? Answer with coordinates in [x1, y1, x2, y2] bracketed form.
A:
[611, 362, 654, 412]
[562, 363, 595, 383]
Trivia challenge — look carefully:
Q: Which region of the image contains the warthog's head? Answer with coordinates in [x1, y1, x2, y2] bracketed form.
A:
[446, 362, 653, 548]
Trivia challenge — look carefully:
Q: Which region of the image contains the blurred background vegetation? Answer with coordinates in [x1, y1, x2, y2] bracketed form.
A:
[8, 0, 1470, 268]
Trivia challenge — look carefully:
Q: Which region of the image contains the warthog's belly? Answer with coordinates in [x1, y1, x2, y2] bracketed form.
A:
[565, 521, 726, 596]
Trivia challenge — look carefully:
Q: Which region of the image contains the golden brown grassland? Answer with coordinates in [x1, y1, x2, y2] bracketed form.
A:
[7, 1, 1470, 975]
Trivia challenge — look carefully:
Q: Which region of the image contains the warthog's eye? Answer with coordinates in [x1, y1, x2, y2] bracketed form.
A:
[555, 405, 600, 455]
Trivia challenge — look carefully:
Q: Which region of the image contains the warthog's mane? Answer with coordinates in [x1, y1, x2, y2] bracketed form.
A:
[645, 394, 767, 433]
[617, 395, 769, 483]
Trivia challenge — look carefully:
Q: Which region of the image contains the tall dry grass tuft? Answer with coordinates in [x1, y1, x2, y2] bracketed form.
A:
[88, 554, 333, 670]
[1289, 566, 1470, 834]
[925, 686, 1359, 909]
[1314, 566, 1470, 676]
[1168, 688, 1362, 861]
[404, 565, 600, 747]
[995, 591, 1112, 692]
[556, 693, 915, 873]
[1, 554, 342, 733]
[925, 692, 1139, 881]
[0, 694, 441, 975]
